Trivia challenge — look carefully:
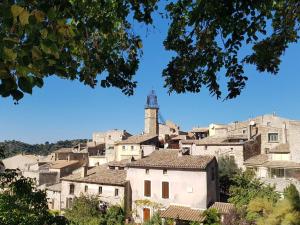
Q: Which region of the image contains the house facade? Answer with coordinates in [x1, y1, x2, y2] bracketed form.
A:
[180, 135, 261, 169]
[60, 166, 129, 211]
[114, 134, 158, 161]
[126, 150, 218, 223]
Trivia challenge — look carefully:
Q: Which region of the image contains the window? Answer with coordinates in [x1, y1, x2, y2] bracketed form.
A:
[162, 182, 169, 199]
[242, 129, 246, 134]
[211, 167, 215, 181]
[84, 185, 88, 192]
[163, 169, 168, 175]
[271, 168, 284, 178]
[69, 184, 75, 195]
[122, 146, 125, 150]
[66, 198, 73, 208]
[108, 135, 111, 140]
[144, 180, 151, 197]
[145, 169, 149, 174]
[131, 146, 134, 150]
[99, 186, 102, 194]
[268, 133, 279, 142]
[115, 188, 119, 197]
[204, 145, 208, 150]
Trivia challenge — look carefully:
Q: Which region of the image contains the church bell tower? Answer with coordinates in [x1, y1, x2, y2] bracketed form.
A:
[144, 90, 159, 135]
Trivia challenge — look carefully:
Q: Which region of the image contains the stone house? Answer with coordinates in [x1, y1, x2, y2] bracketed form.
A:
[2, 153, 39, 170]
[238, 114, 300, 192]
[126, 149, 219, 224]
[45, 183, 62, 211]
[114, 134, 158, 161]
[60, 165, 129, 211]
[91, 129, 132, 150]
[180, 135, 261, 169]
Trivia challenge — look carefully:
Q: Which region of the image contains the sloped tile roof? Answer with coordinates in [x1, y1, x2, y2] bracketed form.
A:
[46, 183, 62, 192]
[160, 205, 205, 222]
[61, 166, 127, 186]
[127, 149, 215, 170]
[50, 160, 80, 169]
[181, 136, 245, 146]
[116, 134, 157, 144]
[210, 202, 234, 214]
[244, 154, 269, 166]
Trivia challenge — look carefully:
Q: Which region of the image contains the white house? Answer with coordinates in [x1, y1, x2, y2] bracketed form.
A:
[60, 165, 129, 211]
[126, 149, 218, 223]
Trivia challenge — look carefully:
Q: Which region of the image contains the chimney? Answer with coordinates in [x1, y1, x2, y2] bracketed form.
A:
[81, 166, 88, 178]
[282, 123, 287, 144]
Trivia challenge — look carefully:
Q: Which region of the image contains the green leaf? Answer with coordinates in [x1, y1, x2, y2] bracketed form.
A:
[3, 47, 17, 61]
[18, 76, 33, 94]
[40, 42, 51, 54]
[33, 10, 45, 23]
[40, 29, 48, 39]
[137, 40, 143, 49]
[31, 46, 43, 60]
[34, 77, 44, 88]
[11, 89, 24, 101]
[19, 10, 30, 26]
[11, 5, 24, 18]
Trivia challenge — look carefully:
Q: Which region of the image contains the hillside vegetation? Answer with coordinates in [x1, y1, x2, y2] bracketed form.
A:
[0, 139, 87, 159]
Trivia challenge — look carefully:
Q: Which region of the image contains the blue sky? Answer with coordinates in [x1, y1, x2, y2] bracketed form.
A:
[1, 13, 300, 144]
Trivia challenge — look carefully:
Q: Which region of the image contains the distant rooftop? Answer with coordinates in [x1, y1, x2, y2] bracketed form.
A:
[160, 205, 205, 222]
[116, 134, 157, 145]
[61, 166, 127, 186]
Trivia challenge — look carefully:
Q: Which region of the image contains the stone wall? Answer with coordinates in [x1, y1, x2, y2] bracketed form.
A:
[60, 180, 125, 209]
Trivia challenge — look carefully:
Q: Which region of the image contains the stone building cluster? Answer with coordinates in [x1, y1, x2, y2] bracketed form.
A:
[3, 91, 300, 224]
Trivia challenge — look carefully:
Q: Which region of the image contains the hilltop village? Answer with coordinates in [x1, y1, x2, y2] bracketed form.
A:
[2, 90, 300, 224]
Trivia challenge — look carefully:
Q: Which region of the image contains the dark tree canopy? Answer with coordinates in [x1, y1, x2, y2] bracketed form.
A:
[0, 0, 157, 101]
[163, 0, 300, 99]
[1, 0, 299, 102]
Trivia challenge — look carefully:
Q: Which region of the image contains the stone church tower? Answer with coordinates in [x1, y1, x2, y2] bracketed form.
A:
[144, 90, 159, 135]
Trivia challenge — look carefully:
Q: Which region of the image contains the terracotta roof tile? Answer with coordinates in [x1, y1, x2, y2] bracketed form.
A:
[61, 166, 127, 186]
[210, 202, 234, 214]
[50, 160, 80, 169]
[127, 150, 215, 170]
[160, 205, 205, 222]
[181, 136, 245, 146]
[244, 154, 269, 166]
[46, 183, 62, 192]
[116, 134, 157, 144]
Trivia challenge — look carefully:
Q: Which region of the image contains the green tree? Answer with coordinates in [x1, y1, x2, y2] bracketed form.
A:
[284, 184, 300, 211]
[0, 0, 157, 102]
[0, 170, 66, 225]
[1, 1, 300, 102]
[248, 197, 300, 225]
[104, 205, 125, 225]
[163, 0, 300, 99]
[228, 170, 279, 207]
[64, 195, 102, 225]
[202, 208, 221, 225]
[218, 155, 241, 199]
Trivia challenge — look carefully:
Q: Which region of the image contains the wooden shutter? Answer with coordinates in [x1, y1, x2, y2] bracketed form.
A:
[162, 182, 169, 199]
[143, 208, 150, 222]
[144, 180, 151, 197]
